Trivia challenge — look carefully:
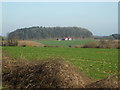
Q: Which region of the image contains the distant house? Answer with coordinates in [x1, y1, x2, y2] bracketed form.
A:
[64, 37, 72, 40]
[57, 37, 73, 41]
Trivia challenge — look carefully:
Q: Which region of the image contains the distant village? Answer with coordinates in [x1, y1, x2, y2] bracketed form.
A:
[57, 37, 73, 41]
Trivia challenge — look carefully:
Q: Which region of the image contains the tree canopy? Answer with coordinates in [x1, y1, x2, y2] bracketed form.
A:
[8, 26, 93, 40]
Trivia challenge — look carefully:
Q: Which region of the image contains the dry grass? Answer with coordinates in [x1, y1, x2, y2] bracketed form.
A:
[81, 40, 120, 49]
[18, 40, 44, 47]
[99, 40, 120, 49]
[83, 41, 99, 48]
[72, 45, 83, 48]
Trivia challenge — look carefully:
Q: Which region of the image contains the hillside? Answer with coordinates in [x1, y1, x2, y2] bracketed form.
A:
[8, 26, 93, 40]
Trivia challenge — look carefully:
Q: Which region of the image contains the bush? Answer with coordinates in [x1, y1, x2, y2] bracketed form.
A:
[99, 39, 119, 49]
[7, 40, 18, 46]
[2, 40, 18, 46]
[21, 44, 26, 47]
[83, 42, 99, 48]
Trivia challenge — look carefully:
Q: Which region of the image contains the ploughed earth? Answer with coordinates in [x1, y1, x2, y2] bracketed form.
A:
[2, 55, 119, 89]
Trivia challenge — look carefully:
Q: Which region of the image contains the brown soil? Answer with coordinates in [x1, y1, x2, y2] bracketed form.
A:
[2, 55, 119, 89]
[86, 74, 119, 88]
[2, 56, 92, 89]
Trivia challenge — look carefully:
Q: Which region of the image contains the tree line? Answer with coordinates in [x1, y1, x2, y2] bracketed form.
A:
[8, 26, 93, 40]
[111, 34, 120, 39]
[94, 34, 120, 40]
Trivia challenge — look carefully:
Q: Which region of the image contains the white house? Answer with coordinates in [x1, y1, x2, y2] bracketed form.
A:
[68, 37, 72, 40]
[64, 37, 72, 40]
[57, 37, 73, 41]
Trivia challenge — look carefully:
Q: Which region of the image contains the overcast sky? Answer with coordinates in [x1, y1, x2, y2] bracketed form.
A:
[1, 2, 118, 36]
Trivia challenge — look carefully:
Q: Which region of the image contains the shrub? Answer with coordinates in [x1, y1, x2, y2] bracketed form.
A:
[99, 39, 119, 49]
[7, 40, 18, 46]
[83, 41, 99, 48]
[1, 40, 18, 46]
[21, 44, 26, 47]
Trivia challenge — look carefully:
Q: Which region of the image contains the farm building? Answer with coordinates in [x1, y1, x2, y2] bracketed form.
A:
[64, 37, 72, 40]
[57, 37, 73, 41]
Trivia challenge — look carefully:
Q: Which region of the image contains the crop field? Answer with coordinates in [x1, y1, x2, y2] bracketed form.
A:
[35, 40, 95, 47]
[3, 46, 119, 80]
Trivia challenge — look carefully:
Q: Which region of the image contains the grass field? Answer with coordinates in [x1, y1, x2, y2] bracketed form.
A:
[3, 46, 118, 80]
[35, 40, 95, 47]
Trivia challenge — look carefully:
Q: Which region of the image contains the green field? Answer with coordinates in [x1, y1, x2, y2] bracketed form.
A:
[35, 40, 95, 47]
[3, 47, 118, 80]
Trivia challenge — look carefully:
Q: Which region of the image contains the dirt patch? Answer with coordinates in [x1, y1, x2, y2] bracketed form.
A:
[2, 56, 92, 89]
[2, 56, 119, 89]
[86, 74, 119, 88]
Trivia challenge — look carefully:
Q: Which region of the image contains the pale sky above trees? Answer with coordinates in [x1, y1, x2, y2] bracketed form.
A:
[1, 2, 118, 36]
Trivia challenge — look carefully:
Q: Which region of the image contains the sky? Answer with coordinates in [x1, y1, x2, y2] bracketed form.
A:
[1, 2, 118, 36]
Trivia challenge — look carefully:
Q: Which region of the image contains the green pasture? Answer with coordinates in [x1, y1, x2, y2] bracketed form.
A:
[35, 40, 95, 47]
[3, 47, 118, 80]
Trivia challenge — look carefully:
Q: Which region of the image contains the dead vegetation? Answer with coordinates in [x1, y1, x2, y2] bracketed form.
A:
[1, 39, 44, 47]
[18, 40, 44, 47]
[2, 55, 119, 89]
[76, 40, 120, 49]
